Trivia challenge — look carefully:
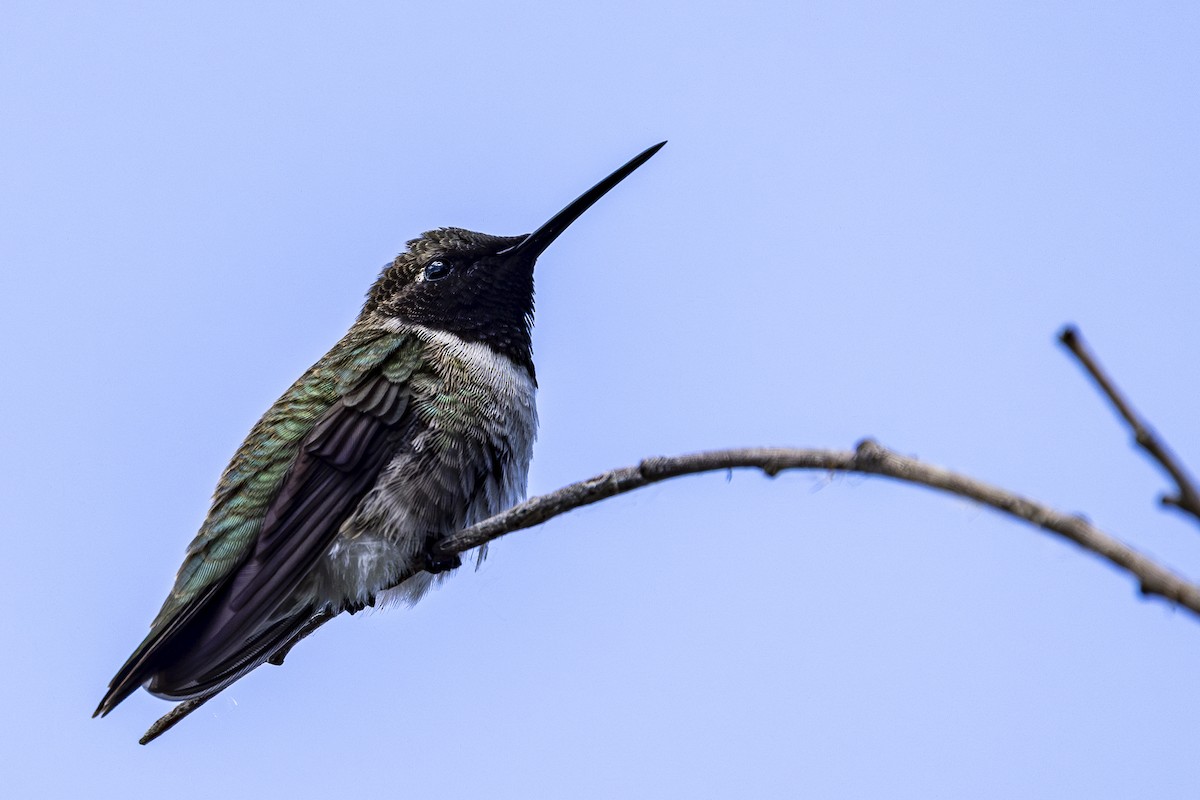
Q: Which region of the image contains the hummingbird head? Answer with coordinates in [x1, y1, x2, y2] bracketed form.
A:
[362, 227, 537, 374]
[360, 141, 666, 375]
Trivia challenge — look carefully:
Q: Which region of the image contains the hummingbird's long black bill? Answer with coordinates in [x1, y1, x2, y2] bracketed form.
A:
[510, 141, 666, 261]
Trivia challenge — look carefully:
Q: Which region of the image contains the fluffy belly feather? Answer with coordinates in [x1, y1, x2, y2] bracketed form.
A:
[315, 326, 537, 609]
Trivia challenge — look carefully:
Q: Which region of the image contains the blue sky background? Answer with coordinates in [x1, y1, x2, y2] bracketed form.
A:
[3, 2, 1200, 797]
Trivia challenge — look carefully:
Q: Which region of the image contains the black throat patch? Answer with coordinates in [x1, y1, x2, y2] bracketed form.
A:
[370, 229, 538, 380]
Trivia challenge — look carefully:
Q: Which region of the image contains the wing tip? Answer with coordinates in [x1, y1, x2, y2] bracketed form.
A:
[93, 678, 140, 718]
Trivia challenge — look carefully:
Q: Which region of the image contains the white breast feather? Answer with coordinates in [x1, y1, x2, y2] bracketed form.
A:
[321, 324, 537, 609]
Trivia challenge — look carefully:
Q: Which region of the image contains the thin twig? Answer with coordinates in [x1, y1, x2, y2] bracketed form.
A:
[1059, 326, 1200, 524]
[139, 695, 211, 745]
[143, 439, 1200, 743]
[439, 440, 1200, 613]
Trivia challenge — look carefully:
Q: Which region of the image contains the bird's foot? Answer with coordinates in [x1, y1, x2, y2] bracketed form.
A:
[422, 540, 462, 575]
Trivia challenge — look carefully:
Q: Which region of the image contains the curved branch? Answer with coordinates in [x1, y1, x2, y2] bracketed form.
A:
[437, 439, 1200, 617]
[143, 438, 1200, 744]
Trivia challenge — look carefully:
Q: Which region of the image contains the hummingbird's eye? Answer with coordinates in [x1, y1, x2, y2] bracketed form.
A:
[424, 259, 453, 282]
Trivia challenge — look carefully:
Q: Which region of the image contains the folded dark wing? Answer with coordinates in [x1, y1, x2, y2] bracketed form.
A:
[95, 370, 413, 714]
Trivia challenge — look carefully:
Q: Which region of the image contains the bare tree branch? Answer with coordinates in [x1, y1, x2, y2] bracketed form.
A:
[134, 324, 1200, 745]
[437, 440, 1200, 613]
[1059, 325, 1200, 524]
[139, 696, 211, 745]
[142, 438, 1200, 744]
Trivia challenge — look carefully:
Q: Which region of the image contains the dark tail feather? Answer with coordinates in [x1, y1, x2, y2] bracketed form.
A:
[146, 609, 314, 701]
[94, 580, 227, 718]
[95, 588, 319, 717]
[94, 669, 149, 718]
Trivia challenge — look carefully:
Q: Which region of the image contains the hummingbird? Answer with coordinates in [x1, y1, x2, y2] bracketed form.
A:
[95, 142, 665, 725]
